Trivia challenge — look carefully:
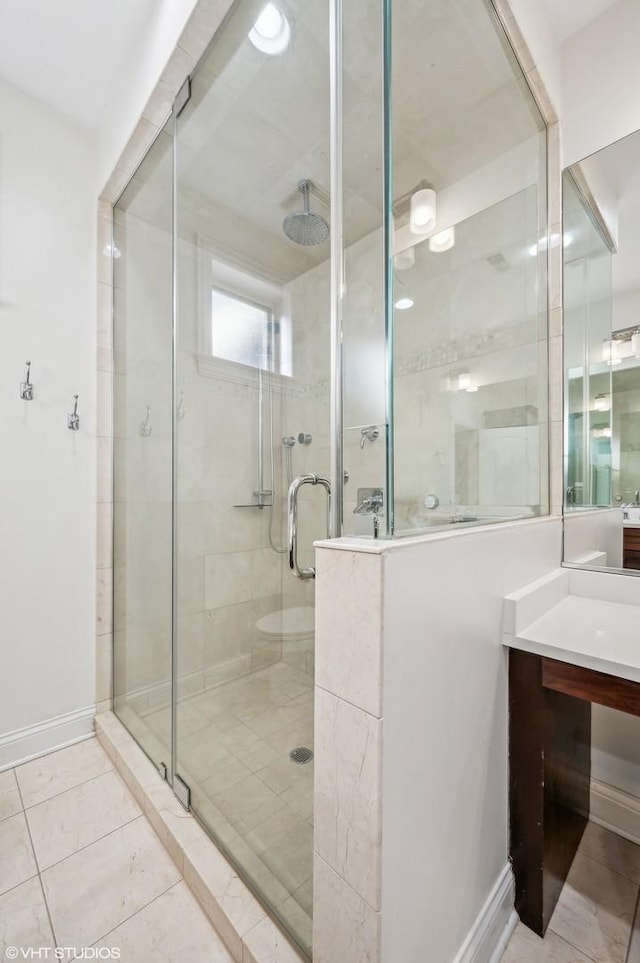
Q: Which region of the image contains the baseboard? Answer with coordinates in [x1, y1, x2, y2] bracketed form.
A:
[453, 864, 517, 963]
[0, 704, 96, 771]
[591, 778, 640, 846]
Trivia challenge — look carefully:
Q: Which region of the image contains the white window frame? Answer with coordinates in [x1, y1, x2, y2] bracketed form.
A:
[197, 235, 292, 387]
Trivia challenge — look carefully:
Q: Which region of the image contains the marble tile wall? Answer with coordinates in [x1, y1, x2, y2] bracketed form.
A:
[313, 546, 383, 963]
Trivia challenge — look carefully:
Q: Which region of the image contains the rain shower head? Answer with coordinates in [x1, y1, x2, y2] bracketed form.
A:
[282, 180, 329, 246]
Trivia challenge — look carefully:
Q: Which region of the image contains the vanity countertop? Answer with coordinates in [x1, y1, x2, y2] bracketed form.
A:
[503, 571, 640, 685]
[623, 519, 640, 528]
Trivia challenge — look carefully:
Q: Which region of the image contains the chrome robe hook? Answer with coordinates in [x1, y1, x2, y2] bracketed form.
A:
[140, 406, 152, 436]
[67, 394, 80, 430]
[20, 361, 34, 400]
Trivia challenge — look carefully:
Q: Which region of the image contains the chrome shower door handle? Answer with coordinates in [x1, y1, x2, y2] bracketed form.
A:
[288, 473, 332, 579]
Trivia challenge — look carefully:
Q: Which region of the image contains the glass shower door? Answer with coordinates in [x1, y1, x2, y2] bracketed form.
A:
[173, 1, 331, 954]
[112, 121, 174, 773]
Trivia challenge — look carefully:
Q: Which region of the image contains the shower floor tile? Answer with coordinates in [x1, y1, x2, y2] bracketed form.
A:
[116, 660, 315, 955]
[163, 660, 315, 954]
[1, 737, 233, 962]
[501, 822, 640, 962]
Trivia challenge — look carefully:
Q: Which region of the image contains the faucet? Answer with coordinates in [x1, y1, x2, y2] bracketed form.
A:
[353, 490, 383, 515]
[353, 488, 384, 538]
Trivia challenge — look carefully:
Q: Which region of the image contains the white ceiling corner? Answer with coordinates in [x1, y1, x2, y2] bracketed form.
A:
[545, 0, 621, 42]
[0, 0, 157, 130]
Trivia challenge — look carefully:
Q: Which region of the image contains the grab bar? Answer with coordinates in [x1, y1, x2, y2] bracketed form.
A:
[288, 473, 332, 579]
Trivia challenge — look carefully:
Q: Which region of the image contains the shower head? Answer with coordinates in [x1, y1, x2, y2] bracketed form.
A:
[282, 180, 330, 246]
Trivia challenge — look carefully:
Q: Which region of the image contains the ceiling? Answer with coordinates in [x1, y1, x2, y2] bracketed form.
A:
[120, 0, 545, 284]
[0, 0, 625, 135]
[0, 0, 156, 130]
[545, 0, 620, 42]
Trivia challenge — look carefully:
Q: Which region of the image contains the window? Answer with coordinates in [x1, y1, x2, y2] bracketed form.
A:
[211, 288, 272, 371]
[197, 245, 292, 379]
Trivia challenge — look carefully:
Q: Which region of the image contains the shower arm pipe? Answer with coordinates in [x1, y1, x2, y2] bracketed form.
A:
[258, 367, 264, 497]
[329, 0, 344, 539]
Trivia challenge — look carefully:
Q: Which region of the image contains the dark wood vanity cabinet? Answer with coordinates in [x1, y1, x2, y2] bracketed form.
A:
[623, 527, 640, 569]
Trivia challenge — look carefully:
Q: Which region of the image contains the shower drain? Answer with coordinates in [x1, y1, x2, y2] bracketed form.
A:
[289, 746, 314, 765]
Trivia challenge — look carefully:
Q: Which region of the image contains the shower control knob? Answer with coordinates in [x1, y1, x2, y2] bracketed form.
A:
[298, 433, 312, 446]
[424, 494, 439, 510]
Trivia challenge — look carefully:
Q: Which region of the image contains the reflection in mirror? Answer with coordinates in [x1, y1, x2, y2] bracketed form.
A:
[563, 129, 640, 573]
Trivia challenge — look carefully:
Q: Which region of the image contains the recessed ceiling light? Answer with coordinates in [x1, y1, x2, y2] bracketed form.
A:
[249, 3, 291, 55]
[103, 243, 122, 259]
[395, 296, 414, 310]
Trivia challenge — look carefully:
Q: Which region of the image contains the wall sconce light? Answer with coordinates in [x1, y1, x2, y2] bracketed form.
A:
[410, 188, 437, 236]
[394, 275, 414, 310]
[602, 339, 622, 365]
[451, 370, 478, 393]
[602, 327, 640, 365]
[593, 393, 610, 412]
[429, 226, 455, 253]
[395, 247, 416, 271]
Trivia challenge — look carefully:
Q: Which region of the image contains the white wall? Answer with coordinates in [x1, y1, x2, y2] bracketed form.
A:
[0, 79, 96, 757]
[564, 508, 623, 568]
[381, 517, 562, 962]
[562, 0, 640, 167]
[95, 0, 201, 193]
[507, 0, 562, 120]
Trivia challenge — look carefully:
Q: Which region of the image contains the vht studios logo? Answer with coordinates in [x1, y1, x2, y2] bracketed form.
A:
[5, 950, 121, 960]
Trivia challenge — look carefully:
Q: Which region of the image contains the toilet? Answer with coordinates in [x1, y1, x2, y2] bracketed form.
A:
[255, 606, 315, 677]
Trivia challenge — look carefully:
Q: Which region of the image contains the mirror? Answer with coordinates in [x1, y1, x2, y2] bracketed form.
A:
[563, 129, 640, 573]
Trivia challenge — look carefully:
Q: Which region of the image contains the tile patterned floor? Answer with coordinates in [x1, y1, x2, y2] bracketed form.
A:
[502, 821, 640, 963]
[134, 660, 315, 952]
[0, 738, 233, 963]
[4, 733, 640, 963]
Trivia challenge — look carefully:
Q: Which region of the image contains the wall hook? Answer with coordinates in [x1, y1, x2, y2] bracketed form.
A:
[67, 394, 80, 431]
[20, 361, 34, 401]
[140, 406, 152, 437]
[360, 425, 379, 449]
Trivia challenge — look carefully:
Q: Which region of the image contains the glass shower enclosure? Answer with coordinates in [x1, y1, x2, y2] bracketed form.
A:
[111, 0, 548, 956]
